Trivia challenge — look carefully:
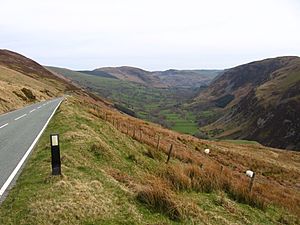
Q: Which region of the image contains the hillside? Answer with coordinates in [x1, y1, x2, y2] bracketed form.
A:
[191, 56, 300, 150]
[91, 66, 165, 87]
[1, 51, 300, 224]
[47, 66, 201, 135]
[79, 66, 220, 88]
[0, 50, 79, 114]
[153, 69, 222, 88]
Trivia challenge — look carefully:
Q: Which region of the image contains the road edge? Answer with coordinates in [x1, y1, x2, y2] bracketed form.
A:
[0, 98, 63, 198]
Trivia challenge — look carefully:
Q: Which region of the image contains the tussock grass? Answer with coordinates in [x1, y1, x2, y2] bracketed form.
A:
[161, 163, 267, 210]
[136, 178, 183, 221]
[227, 183, 267, 210]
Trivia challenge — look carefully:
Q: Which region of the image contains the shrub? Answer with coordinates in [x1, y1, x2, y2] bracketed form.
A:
[21, 88, 36, 101]
[127, 154, 138, 163]
[89, 143, 102, 160]
[114, 104, 137, 117]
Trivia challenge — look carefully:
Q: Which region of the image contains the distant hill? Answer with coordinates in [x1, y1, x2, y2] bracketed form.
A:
[94, 66, 165, 87]
[153, 69, 222, 88]
[76, 66, 220, 88]
[77, 69, 117, 79]
[191, 56, 300, 150]
[0, 50, 77, 113]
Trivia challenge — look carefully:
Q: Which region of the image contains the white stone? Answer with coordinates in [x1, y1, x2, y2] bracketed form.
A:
[204, 148, 210, 154]
[246, 170, 254, 178]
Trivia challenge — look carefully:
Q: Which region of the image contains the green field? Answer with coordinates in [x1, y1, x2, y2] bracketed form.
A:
[48, 67, 200, 135]
[159, 110, 198, 134]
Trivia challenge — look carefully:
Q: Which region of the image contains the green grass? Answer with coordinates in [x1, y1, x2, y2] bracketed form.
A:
[48, 67, 200, 135]
[221, 139, 260, 145]
[10, 96, 300, 224]
[0, 96, 295, 224]
[161, 110, 198, 134]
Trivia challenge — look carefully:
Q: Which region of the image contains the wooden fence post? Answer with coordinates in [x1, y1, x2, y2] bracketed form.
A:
[249, 172, 256, 192]
[166, 144, 173, 164]
[133, 127, 136, 138]
[140, 128, 143, 140]
[156, 136, 160, 150]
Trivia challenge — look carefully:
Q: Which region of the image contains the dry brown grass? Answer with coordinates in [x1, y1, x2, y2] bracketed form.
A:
[160, 163, 267, 210]
[28, 178, 117, 225]
[90, 100, 300, 215]
[136, 177, 183, 221]
[0, 65, 63, 113]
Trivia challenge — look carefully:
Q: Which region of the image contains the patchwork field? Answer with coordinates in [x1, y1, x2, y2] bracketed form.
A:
[47, 67, 200, 135]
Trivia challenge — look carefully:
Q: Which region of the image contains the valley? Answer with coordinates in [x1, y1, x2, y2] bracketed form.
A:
[1, 0, 299, 224]
[48, 66, 220, 135]
[47, 57, 300, 151]
[0, 50, 299, 225]
[189, 56, 300, 150]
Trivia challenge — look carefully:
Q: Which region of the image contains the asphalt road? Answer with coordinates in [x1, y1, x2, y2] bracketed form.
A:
[0, 97, 63, 200]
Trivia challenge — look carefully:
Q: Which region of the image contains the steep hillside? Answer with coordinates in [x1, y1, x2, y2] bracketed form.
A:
[1, 51, 300, 224]
[0, 50, 78, 114]
[191, 56, 300, 150]
[78, 69, 117, 79]
[94, 66, 165, 87]
[154, 69, 222, 88]
[80, 66, 220, 88]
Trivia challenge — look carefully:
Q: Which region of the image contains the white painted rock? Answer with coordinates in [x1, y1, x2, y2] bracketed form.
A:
[246, 170, 254, 178]
[204, 148, 210, 154]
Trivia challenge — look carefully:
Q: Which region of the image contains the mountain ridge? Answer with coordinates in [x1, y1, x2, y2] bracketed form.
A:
[77, 66, 221, 88]
[192, 56, 300, 150]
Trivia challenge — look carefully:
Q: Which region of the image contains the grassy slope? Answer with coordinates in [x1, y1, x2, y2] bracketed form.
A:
[1, 95, 299, 225]
[190, 57, 300, 149]
[47, 67, 199, 135]
[0, 65, 65, 114]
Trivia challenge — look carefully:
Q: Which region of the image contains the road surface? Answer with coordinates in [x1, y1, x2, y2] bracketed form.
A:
[0, 97, 63, 200]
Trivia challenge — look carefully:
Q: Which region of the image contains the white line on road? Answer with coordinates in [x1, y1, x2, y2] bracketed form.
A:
[29, 109, 36, 113]
[37, 106, 41, 109]
[14, 114, 27, 121]
[0, 99, 63, 197]
[0, 123, 8, 129]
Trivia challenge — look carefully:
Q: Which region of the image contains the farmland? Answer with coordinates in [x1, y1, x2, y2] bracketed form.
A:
[47, 67, 201, 135]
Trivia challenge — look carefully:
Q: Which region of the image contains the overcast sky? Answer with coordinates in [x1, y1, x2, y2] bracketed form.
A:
[1, 0, 299, 70]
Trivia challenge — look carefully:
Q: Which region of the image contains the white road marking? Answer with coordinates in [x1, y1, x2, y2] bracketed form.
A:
[0, 99, 63, 197]
[0, 123, 8, 129]
[29, 109, 36, 113]
[14, 114, 27, 121]
[37, 106, 41, 109]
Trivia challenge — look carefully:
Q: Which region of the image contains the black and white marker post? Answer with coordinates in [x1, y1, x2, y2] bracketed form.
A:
[50, 134, 61, 175]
